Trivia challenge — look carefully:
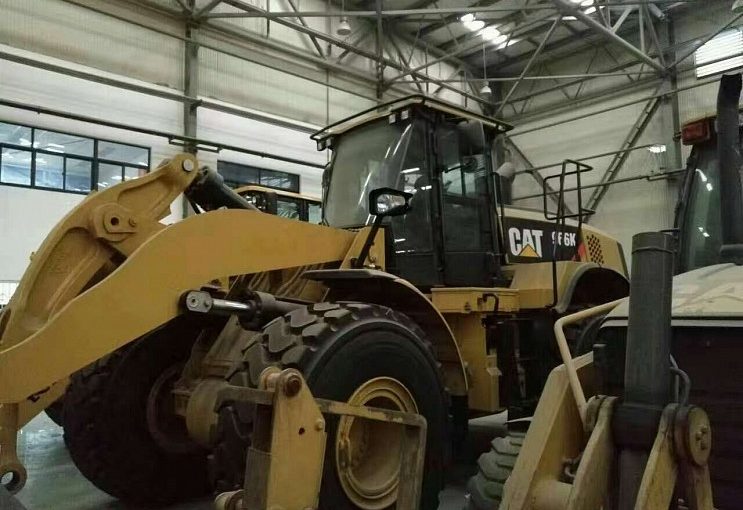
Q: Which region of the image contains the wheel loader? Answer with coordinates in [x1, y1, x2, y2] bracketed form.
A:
[467, 73, 743, 510]
[0, 95, 628, 509]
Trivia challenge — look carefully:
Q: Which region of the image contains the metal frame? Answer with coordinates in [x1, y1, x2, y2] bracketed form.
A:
[0, 0, 734, 218]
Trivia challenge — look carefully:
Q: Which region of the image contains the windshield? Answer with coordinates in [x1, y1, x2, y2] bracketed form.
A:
[679, 146, 721, 271]
[324, 120, 414, 227]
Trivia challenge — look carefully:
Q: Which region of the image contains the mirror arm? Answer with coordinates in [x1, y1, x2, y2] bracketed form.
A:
[353, 216, 384, 269]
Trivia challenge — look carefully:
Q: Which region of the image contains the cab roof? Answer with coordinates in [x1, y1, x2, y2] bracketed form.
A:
[311, 95, 513, 143]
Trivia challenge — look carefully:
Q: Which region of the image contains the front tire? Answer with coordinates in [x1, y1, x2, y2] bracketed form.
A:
[213, 302, 449, 509]
[62, 319, 209, 506]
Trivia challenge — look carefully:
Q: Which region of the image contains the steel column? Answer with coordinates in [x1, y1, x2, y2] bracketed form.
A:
[376, 0, 384, 100]
[183, 1, 199, 218]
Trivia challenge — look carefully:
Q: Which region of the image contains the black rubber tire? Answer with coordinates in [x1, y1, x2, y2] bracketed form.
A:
[44, 398, 64, 427]
[62, 319, 209, 506]
[213, 302, 449, 509]
[464, 432, 524, 510]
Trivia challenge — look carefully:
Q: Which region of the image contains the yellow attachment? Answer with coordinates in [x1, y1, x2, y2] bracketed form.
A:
[553, 299, 624, 425]
[0, 211, 356, 404]
[0, 154, 198, 351]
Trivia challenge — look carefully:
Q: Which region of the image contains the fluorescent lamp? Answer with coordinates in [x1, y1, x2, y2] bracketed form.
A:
[465, 20, 485, 31]
[481, 26, 501, 40]
[492, 35, 509, 46]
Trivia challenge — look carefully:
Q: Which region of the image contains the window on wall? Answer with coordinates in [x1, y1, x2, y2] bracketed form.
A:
[0, 121, 150, 194]
[217, 160, 300, 193]
[695, 28, 743, 78]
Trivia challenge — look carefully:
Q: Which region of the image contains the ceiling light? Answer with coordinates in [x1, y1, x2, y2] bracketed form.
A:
[460, 13, 475, 23]
[337, 16, 352, 36]
[465, 20, 485, 31]
[480, 83, 492, 96]
[491, 34, 508, 46]
[481, 26, 501, 40]
[495, 38, 518, 49]
[648, 144, 667, 154]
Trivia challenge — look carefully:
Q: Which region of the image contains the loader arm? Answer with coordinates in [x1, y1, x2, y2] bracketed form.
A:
[0, 154, 199, 351]
[0, 150, 357, 442]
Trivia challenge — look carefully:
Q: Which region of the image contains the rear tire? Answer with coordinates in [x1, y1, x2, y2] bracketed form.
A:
[62, 319, 209, 506]
[464, 432, 524, 510]
[213, 302, 449, 509]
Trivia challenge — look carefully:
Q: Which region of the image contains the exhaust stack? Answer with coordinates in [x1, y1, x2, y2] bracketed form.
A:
[717, 73, 743, 264]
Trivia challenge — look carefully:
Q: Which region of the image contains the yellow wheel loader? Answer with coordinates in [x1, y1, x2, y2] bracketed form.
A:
[475, 73, 743, 510]
[0, 96, 627, 508]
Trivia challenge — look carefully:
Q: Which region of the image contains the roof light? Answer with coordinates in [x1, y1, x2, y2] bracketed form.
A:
[492, 34, 509, 46]
[337, 16, 352, 36]
[481, 26, 501, 40]
[460, 13, 475, 23]
[465, 19, 485, 31]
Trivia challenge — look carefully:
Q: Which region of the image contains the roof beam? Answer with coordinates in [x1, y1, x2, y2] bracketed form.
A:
[550, 0, 666, 74]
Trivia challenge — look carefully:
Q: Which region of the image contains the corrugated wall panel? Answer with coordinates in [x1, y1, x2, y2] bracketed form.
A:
[0, 0, 183, 89]
[199, 47, 333, 125]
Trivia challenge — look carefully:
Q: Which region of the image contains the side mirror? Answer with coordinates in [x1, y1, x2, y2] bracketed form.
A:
[369, 187, 413, 217]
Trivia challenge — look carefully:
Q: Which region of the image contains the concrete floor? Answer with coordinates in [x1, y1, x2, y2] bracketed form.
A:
[12, 414, 469, 510]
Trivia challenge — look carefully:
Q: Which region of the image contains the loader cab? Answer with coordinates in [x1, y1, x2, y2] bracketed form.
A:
[674, 113, 743, 273]
[313, 96, 512, 288]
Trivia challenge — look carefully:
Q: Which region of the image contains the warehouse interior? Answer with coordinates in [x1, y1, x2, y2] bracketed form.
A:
[1, 0, 742, 509]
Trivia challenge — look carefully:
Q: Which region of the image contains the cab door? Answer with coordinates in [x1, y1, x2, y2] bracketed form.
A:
[434, 122, 499, 286]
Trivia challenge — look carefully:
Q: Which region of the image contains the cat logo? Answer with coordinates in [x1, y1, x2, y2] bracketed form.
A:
[509, 227, 544, 258]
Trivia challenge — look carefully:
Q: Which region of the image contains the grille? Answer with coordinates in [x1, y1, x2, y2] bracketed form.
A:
[586, 234, 605, 264]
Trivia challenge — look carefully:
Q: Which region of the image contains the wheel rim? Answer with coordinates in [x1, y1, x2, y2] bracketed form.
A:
[146, 364, 199, 455]
[335, 377, 418, 510]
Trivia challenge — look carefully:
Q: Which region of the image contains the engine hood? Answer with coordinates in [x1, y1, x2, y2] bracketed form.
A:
[606, 263, 743, 321]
